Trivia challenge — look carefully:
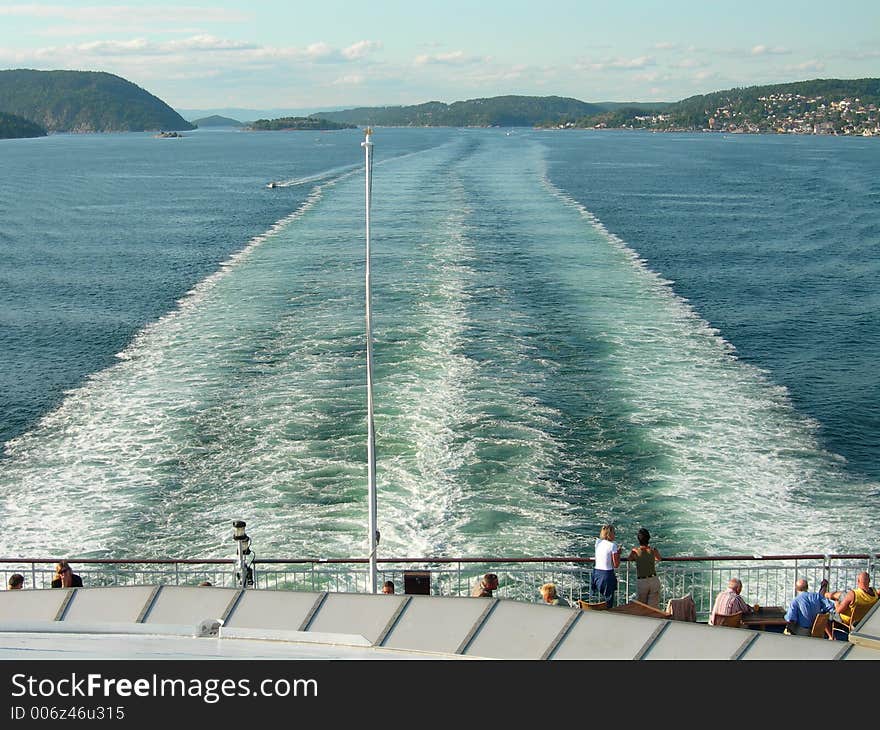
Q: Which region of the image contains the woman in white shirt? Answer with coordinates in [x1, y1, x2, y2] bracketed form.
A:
[590, 524, 622, 607]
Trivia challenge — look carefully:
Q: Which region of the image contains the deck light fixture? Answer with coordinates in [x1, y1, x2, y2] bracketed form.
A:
[232, 520, 254, 588]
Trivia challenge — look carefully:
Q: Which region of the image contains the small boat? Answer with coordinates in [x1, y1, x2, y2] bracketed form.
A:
[267, 181, 278, 189]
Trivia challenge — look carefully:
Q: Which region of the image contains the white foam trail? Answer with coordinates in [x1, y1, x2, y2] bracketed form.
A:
[0, 171, 356, 557]
[536, 152, 879, 554]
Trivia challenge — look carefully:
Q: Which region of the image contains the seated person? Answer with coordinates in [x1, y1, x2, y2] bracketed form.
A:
[708, 577, 757, 625]
[823, 571, 878, 637]
[381, 580, 395, 595]
[471, 573, 499, 597]
[784, 578, 833, 636]
[51, 561, 83, 588]
[539, 582, 570, 607]
[7, 574, 24, 590]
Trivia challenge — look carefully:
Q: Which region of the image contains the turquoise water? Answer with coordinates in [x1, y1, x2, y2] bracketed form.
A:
[0, 128, 877, 559]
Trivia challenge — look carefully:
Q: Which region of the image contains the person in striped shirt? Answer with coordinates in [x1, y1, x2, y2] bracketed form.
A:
[709, 577, 757, 625]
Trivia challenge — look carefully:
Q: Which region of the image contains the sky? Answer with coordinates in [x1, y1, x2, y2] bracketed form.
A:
[0, 1, 878, 113]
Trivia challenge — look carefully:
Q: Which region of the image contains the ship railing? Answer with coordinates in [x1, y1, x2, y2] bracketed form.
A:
[2, 554, 876, 623]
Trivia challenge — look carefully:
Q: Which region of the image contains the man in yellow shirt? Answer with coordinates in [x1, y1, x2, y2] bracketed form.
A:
[824, 571, 878, 638]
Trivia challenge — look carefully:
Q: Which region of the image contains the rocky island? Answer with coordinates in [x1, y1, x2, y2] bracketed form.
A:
[248, 116, 357, 131]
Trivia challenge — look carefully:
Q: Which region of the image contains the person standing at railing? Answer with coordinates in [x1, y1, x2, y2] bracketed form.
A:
[628, 528, 662, 608]
[591, 525, 622, 608]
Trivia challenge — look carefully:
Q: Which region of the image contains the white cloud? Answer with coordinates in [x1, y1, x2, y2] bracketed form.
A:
[654, 42, 678, 50]
[751, 45, 790, 56]
[302, 42, 335, 61]
[785, 60, 826, 72]
[36, 24, 209, 38]
[341, 40, 382, 60]
[582, 56, 656, 72]
[632, 71, 671, 83]
[414, 50, 485, 66]
[332, 74, 365, 85]
[672, 58, 708, 69]
[10, 36, 382, 67]
[76, 35, 257, 56]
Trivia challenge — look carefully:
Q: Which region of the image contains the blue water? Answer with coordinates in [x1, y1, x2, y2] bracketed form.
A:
[0, 128, 877, 559]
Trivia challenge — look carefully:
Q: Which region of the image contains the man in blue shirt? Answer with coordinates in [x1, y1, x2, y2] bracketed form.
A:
[785, 578, 834, 636]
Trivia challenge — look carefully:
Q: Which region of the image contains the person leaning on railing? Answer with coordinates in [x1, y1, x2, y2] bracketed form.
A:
[628, 528, 662, 608]
[591, 525, 622, 608]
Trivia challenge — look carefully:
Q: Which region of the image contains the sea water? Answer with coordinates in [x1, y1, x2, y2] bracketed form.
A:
[0, 127, 877, 559]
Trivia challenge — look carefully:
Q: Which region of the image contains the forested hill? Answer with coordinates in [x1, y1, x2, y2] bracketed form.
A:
[0, 110, 46, 139]
[191, 115, 242, 127]
[0, 70, 195, 133]
[316, 95, 605, 127]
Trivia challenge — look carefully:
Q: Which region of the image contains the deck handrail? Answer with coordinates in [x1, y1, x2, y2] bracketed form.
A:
[1, 553, 877, 565]
[5, 553, 875, 621]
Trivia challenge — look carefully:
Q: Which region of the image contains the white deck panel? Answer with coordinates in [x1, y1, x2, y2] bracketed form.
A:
[0, 587, 878, 659]
[841, 644, 880, 660]
[0, 631, 444, 660]
[0, 588, 69, 623]
[225, 589, 322, 631]
[642, 621, 748, 659]
[463, 600, 573, 659]
[143, 586, 238, 627]
[305, 592, 407, 644]
[552, 611, 665, 660]
[381, 595, 488, 654]
[62, 586, 156, 624]
[741, 631, 850, 659]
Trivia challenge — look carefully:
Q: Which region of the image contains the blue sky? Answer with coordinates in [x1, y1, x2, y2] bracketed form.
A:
[0, 1, 878, 111]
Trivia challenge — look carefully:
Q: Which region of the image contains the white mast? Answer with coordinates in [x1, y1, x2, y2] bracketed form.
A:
[362, 127, 378, 594]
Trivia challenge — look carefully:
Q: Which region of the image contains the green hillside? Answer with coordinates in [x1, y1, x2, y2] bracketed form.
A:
[192, 114, 242, 127]
[0, 69, 195, 133]
[0, 110, 46, 139]
[317, 95, 605, 127]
